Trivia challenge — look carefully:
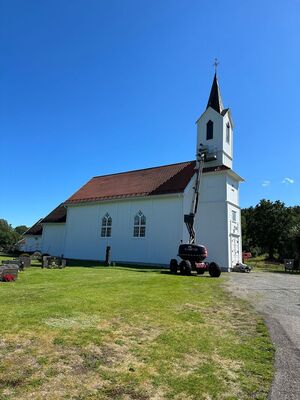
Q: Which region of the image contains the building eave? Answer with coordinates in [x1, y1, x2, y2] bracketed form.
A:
[202, 167, 244, 182]
[195, 106, 223, 124]
[227, 169, 244, 182]
[64, 192, 184, 207]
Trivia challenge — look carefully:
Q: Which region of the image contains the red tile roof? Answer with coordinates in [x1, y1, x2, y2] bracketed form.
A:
[42, 204, 67, 223]
[24, 161, 230, 233]
[66, 161, 195, 204]
[65, 161, 229, 205]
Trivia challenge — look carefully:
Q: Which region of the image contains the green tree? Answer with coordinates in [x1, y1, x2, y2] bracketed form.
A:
[241, 206, 254, 251]
[15, 225, 29, 235]
[0, 219, 20, 252]
[244, 200, 292, 260]
[280, 222, 300, 264]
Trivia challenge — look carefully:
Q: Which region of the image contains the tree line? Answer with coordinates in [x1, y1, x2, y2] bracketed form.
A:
[0, 219, 28, 253]
[242, 199, 300, 264]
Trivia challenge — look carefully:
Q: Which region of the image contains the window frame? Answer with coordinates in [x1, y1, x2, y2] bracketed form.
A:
[101, 213, 112, 238]
[226, 122, 230, 144]
[206, 120, 214, 140]
[133, 210, 146, 238]
[232, 210, 237, 223]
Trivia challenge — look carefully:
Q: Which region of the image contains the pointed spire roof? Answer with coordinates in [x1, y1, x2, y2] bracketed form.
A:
[206, 72, 224, 114]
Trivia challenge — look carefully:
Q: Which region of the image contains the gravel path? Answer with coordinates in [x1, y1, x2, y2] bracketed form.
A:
[225, 271, 300, 400]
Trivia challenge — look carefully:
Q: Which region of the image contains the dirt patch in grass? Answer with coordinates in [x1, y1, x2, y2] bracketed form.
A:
[103, 384, 150, 400]
[0, 329, 159, 400]
[0, 334, 106, 399]
[44, 314, 102, 329]
[179, 301, 257, 342]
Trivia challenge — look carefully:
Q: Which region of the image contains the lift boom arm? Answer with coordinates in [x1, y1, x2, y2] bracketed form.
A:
[184, 147, 216, 244]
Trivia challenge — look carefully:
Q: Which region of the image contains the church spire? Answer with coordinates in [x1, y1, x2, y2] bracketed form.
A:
[206, 72, 224, 114]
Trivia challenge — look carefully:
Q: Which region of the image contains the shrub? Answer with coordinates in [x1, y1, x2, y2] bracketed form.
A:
[249, 247, 261, 258]
[2, 274, 16, 282]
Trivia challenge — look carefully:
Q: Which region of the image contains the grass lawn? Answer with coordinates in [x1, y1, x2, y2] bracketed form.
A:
[0, 258, 274, 400]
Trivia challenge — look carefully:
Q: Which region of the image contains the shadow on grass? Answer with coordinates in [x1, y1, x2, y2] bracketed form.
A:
[66, 259, 105, 268]
[114, 267, 162, 273]
[160, 270, 219, 278]
[65, 259, 165, 272]
[30, 260, 223, 277]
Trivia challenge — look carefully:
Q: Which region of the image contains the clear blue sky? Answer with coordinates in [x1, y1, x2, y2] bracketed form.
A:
[1, 0, 299, 227]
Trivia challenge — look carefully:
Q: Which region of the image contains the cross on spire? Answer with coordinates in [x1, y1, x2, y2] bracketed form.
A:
[213, 58, 219, 73]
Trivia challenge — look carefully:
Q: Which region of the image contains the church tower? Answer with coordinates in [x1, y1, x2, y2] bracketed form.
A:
[189, 69, 244, 271]
[196, 73, 234, 169]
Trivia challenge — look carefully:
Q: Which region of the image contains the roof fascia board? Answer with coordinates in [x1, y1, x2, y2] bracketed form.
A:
[227, 169, 244, 182]
[41, 222, 66, 226]
[195, 106, 223, 124]
[65, 192, 184, 208]
[202, 168, 244, 182]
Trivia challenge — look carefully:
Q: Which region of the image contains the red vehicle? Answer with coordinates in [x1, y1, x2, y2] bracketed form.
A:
[170, 243, 220, 277]
[169, 145, 221, 278]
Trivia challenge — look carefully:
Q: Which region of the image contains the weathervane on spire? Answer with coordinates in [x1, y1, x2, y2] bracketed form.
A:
[213, 58, 219, 73]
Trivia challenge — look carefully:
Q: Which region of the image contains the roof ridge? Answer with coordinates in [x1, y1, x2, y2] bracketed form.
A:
[92, 160, 195, 179]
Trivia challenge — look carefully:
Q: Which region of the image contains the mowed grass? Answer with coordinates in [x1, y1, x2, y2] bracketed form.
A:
[0, 260, 274, 400]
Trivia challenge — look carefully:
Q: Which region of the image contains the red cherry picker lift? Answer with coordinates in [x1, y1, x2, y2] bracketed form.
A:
[169, 145, 221, 277]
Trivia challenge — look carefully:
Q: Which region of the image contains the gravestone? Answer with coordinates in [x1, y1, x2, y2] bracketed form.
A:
[19, 256, 31, 268]
[42, 256, 66, 269]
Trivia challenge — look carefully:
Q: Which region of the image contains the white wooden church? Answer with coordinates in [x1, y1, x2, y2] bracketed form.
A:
[20, 73, 243, 271]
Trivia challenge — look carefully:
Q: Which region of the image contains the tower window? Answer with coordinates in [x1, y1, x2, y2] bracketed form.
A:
[133, 210, 146, 237]
[101, 213, 112, 237]
[226, 123, 230, 144]
[206, 120, 213, 140]
[232, 210, 237, 222]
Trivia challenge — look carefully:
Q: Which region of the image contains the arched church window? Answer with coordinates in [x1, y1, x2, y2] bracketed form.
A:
[101, 213, 112, 237]
[133, 210, 146, 237]
[226, 123, 230, 144]
[206, 120, 213, 140]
